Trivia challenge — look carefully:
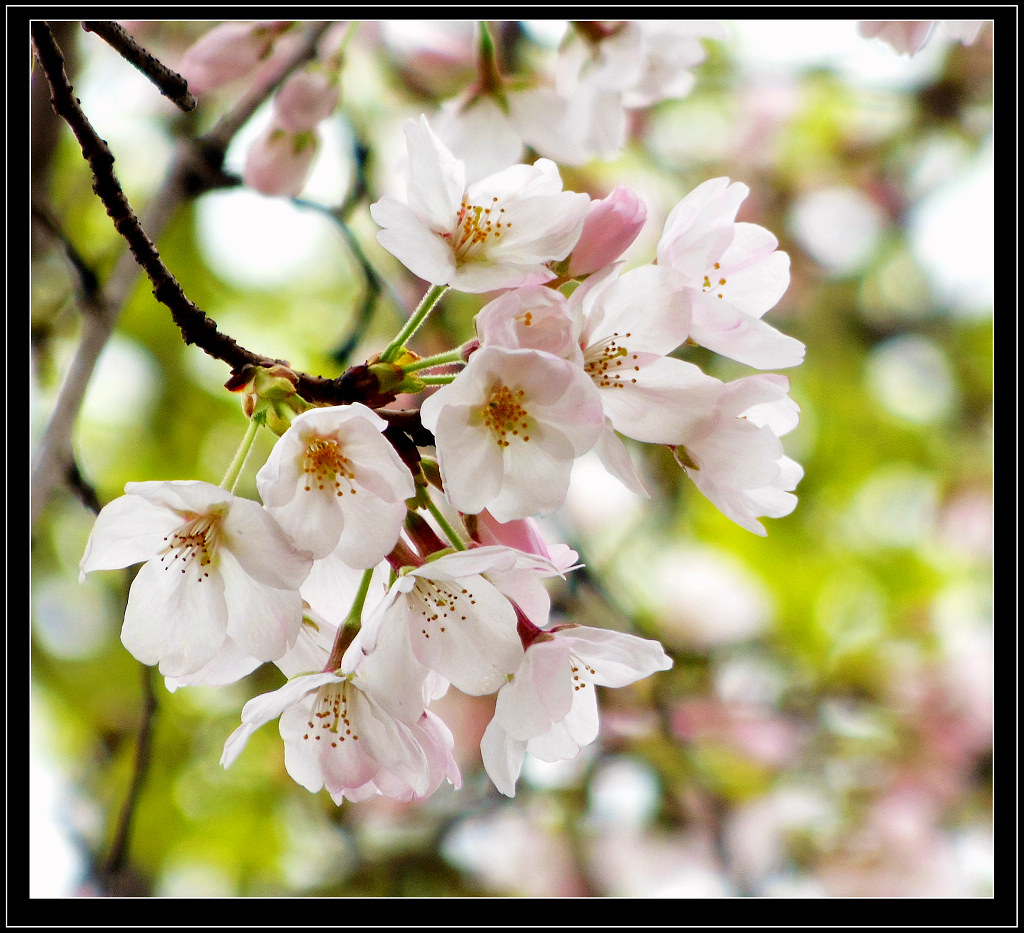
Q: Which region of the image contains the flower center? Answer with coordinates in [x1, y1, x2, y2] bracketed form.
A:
[702, 261, 728, 299]
[303, 437, 357, 496]
[303, 681, 360, 748]
[481, 383, 532, 447]
[412, 579, 476, 641]
[450, 195, 510, 262]
[584, 332, 640, 389]
[569, 654, 597, 692]
[159, 511, 222, 581]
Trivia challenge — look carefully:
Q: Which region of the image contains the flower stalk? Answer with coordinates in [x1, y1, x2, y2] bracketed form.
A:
[379, 284, 449, 363]
[219, 412, 263, 493]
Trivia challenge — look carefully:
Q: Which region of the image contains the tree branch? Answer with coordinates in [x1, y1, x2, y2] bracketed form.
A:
[81, 20, 196, 112]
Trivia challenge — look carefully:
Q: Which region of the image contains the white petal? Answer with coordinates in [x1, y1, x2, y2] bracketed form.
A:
[480, 718, 526, 797]
[403, 114, 464, 227]
[220, 548, 304, 661]
[121, 557, 228, 676]
[557, 624, 673, 687]
[495, 639, 573, 740]
[689, 293, 806, 370]
[221, 497, 312, 591]
[79, 493, 181, 580]
[408, 574, 523, 695]
[221, 671, 340, 770]
[593, 422, 650, 497]
[164, 636, 260, 691]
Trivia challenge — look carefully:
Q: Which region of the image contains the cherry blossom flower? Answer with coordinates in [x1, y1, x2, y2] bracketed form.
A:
[79, 480, 312, 679]
[571, 263, 710, 445]
[481, 623, 673, 796]
[222, 599, 460, 804]
[473, 285, 581, 361]
[433, 94, 528, 184]
[419, 345, 604, 521]
[657, 177, 804, 370]
[256, 404, 415, 568]
[507, 80, 627, 167]
[671, 373, 803, 536]
[354, 545, 568, 720]
[557, 20, 726, 109]
[505, 21, 725, 166]
[369, 115, 590, 293]
[221, 666, 461, 805]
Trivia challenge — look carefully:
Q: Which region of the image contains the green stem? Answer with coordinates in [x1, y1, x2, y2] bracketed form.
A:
[416, 374, 458, 386]
[476, 21, 506, 103]
[325, 567, 375, 671]
[424, 497, 467, 551]
[379, 284, 449, 363]
[219, 415, 262, 493]
[402, 348, 465, 373]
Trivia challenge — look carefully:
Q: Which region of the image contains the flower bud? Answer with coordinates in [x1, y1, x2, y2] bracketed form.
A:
[178, 22, 286, 95]
[567, 184, 647, 276]
[225, 363, 310, 434]
[243, 123, 319, 197]
[272, 68, 341, 133]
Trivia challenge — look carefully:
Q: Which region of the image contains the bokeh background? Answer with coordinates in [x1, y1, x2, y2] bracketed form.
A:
[30, 19, 995, 898]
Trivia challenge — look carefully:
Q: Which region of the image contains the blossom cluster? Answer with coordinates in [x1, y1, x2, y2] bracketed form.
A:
[81, 64, 806, 803]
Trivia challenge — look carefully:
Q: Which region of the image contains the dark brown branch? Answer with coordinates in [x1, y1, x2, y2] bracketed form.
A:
[81, 21, 196, 112]
[101, 660, 157, 878]
[30, 21, 389, 409]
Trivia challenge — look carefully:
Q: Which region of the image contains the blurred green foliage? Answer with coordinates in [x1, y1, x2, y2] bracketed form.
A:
[30, 20, 993, 899]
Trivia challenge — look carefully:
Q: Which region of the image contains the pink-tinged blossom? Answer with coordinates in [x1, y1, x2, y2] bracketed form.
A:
[572, 263, 710, 445]
[243, 121, 319, 197]
[256, 404, 415, 568]
[178, 22, 287, 95]
[657, 177, 804, 370]
[481, 623, 673, 796]
[568, 185, 647, 277]
[419, 345, 604, 522]
[672, 373, 803, 536]
[221, 667, 461, 805]
[79, 480, 312, 679]
[369, 115, 590, 293]
[474, 285, 581, 362]
[355, 546, 565, 719]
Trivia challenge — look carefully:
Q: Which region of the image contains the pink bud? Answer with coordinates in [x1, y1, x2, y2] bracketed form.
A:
[178, 22, 281, 95]
[272, 69, 341, 133]
[473, 510, 553, 558]
[567, 185, 647, 276]
[243, 122, 319, 197]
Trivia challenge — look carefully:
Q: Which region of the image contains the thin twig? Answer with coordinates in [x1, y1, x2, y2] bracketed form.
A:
[101, 661, 157, 877]
[31, 198, 101, 303]
[81, 21, 196, 112]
